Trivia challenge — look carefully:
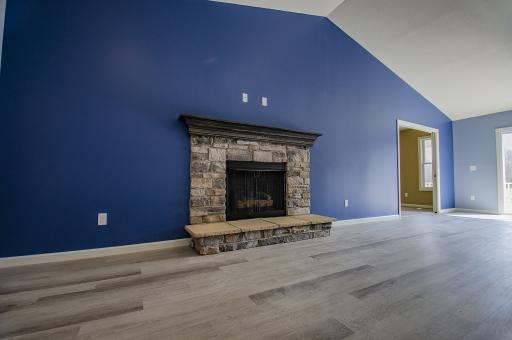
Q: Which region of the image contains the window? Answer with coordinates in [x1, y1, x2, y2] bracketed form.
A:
[418, 136, 433, 191]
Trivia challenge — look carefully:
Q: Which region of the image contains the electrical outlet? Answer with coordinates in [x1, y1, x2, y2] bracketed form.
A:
[344, 199, 349, 208]
[242, 93, 248, 103]
[469, 165, 477, 172]
[470, 195, 476, 201]
[404, 192, 409, 197]
[262, 97, 268, 107]
[98, 213, 108, 226]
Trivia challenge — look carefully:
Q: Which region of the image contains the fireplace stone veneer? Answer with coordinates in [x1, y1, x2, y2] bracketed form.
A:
[189, 137, 310, 223]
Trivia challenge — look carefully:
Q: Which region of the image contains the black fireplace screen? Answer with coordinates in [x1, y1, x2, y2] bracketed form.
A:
[226, 161, 286, 220]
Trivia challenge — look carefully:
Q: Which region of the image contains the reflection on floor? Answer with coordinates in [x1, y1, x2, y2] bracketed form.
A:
[401, 206, 434, 216]
[448, 211, 512, 221]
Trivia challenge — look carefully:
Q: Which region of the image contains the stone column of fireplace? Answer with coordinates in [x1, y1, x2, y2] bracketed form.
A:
[180, 114, 321, 225]
[189, 136, 311, 224]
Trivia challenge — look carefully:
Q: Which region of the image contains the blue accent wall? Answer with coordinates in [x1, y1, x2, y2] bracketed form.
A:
[453, 110, 512, 212]
[0, 0, 454, 257]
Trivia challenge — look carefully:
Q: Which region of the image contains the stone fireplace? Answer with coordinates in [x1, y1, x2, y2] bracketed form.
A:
[180, 114, 335, 255]
[181, 114, 318, 224]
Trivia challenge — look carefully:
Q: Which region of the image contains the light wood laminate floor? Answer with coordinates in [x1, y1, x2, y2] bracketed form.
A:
[2, 213, 512, 339]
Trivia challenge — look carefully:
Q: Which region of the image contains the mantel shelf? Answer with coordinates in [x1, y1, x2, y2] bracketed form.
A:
[179, 114, 322, 147]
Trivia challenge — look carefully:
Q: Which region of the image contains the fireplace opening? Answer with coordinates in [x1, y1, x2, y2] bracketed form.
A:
[226, 161, 286, 221]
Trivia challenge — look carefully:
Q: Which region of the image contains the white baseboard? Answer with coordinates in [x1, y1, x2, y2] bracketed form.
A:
[333, 214, 400, 227]
[423, 208, 499, 215]
[448, 208, 500, 215]
[439, 208, 457, 214]
[0, 238, 190, 269]
[401, 204, 433, 209]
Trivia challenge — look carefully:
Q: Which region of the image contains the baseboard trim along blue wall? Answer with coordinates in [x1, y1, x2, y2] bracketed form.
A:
[453, 110, 512, 212]
[0, 0, 454, 257]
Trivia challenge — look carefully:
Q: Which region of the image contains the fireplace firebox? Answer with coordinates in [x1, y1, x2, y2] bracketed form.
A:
[226, 161, 286, 220]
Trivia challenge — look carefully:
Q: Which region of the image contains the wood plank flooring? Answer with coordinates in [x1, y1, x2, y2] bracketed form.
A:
[2, 213, 512, 339]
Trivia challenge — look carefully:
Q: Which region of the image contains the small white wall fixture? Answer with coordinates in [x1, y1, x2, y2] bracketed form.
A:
[396, 119, 441, 215]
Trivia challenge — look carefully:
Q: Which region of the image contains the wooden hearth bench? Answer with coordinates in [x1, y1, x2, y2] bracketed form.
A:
[185, 214, 335, 255]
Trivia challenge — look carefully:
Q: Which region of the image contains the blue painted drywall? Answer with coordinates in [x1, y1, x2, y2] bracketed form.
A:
[453, 110, 512, 212]
[0, 0, 454, 257]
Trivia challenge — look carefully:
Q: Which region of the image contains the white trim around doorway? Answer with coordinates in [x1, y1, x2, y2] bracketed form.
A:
[396, 120, 441, 215]
[496, 127, 512, 215]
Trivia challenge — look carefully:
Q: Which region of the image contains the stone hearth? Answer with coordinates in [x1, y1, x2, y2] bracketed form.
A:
[186, 215, 335, 255]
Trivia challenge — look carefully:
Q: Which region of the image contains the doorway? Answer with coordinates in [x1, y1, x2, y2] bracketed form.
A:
[397, 120, 441, 215]
[496, 127, 512, 214]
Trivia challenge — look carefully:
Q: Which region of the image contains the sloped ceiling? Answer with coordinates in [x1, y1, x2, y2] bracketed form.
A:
[212, 0, 346, 16]
[214, 0, 512, 120]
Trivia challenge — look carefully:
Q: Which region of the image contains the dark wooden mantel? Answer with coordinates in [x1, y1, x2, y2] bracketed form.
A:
[179, 114, 322, 147]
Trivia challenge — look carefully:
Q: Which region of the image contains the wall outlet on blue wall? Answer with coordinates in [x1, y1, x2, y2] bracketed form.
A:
[242, 93, 248, 103]
[262, 97, 268, 107]
[98, 213, 108, 226]
[344, 199, 349, 208]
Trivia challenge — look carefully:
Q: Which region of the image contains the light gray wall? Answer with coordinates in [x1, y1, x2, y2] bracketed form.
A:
[453, 110, 512, 212]
[0, 0, 5, 72]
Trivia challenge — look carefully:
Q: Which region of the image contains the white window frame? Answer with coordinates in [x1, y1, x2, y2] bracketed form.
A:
[418, 136, 433, 192]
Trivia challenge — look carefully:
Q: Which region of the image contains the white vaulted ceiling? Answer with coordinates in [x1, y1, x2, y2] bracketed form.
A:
[213, 0, 512, 120]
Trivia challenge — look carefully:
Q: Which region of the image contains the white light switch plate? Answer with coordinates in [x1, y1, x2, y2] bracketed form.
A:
[262, 97, 268, 107]
[469, 165, 477, 172]
[344, 199, 349, 208]
[470, 195, 476, 201]
[242, 93, 248, 103]
[98, 213, 108, 226]
[404, 192, 408, 197]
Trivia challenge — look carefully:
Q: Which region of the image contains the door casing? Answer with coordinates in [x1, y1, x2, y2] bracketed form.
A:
[496, 127, 512, 214]
[396, 120, 441, 215]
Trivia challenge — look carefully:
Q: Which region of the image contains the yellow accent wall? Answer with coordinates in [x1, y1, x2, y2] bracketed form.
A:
[400, 129, 433, 206]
